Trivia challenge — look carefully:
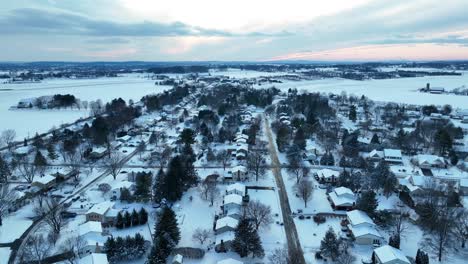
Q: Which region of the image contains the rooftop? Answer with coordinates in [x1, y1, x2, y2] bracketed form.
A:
[374, 245, 410, 264]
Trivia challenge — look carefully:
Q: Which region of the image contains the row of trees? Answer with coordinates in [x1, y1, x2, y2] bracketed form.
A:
[115, 208, 148, 229]
[105, 233, 147, 263]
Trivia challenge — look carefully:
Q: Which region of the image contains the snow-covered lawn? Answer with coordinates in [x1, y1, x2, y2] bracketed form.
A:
[0, 215, 32, 243]
[0, 247, 12, 264]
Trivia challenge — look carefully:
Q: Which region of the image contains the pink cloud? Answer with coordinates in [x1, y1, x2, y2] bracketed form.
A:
[270, 43, 468, 61]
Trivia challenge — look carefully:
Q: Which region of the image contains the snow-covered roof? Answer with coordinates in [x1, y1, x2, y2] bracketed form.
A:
[226, 183, 246, 195]
[32, 175, 55, 185]
[460, 178, 468, 188]
[216, 216, 239, 230]
[172, 254, 183, 263]
[347, 210, 375, 226]
[369, 149, 383, 158]
[374, 245, 410, 264]
[224, 194, 243, 205]
[119, 135, 132, 141]
[384, 149, 402, 158]
[348, 224, 382, 239]
[14, 146, 30, 155]
[79, 221, 102, 236]
[79, 253, 109, 264]
[416, 154, 445, 165]
[217, 259, 243, 264]
[111, 181, 135, 191]
[231, 165, 247, 173]
[330, 188, 355, 207]
[215, 232, 235, 246]
[334, 187, 354, 197]
[410, 175, 433, 187]
[86, 201, 114, 215]
[317, 169, 339, 178]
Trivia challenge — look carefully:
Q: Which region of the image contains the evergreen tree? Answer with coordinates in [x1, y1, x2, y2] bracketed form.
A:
[32, 133, 44, 149]
[356, 190, 378, 216]
[232, 218, 265, 258]
[0, 155, 11, 184]
[146, 236, 170, 264]
[116, 212, 124, 229]
[370, 134, 380, 144]
[131, 209, 140, 226]
[415, 249, 429, 264]
[293, 127, 306, 150]
[163, 156, 185, 202]
[389, 234, 400, 249]
[434, 128, 453, 155]
[46, 144, 58, 160]
[135, 171, 152, 200]
[104, 236, 116, 261]
[320, 227, 340, 261]
[349, 105, 357, 122]
[152, 169, 166, 202]
[155, 207, 180, 246]
[34, 151, 47, 167]
[179, 128, 196, 145]
[124, 211, 132, 228]
[139, 208, 148, 224]
[120, 187, 133, 202]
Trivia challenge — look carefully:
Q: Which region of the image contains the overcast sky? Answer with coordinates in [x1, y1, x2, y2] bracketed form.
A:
[2, 0, 468, 61]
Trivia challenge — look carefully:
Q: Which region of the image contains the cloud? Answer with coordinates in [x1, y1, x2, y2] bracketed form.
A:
[85, 37, 131, 44]
[0, 8, 233, 37]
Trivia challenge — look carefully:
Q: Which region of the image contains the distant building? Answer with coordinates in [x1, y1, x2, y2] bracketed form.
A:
[383, 149, 403, 164]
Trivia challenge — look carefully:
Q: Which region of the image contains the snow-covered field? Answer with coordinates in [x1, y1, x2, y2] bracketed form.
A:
[0, 74, 171, 139]
[258, 73, 468, 108]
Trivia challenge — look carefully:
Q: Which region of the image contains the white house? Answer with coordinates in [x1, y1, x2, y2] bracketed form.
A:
[31, 175, 56, 190]
[226, 183, 246, 196]
[368, 149, 384, 161]
[215, 232, 235, 252]
[86, 201, 115, 223]
[384, 149, 403, 163]
[79, 253, 109, 264]
[346, 210, 383, 245]
[373, 245, 410, 264]
[79, 221, 106, 254]
[328, 187, 356, 210]
[215, 216, 239, 234]
[414, 154, 446, 169]
[222, 194, 243, 218]
[229, 166, 248, 181]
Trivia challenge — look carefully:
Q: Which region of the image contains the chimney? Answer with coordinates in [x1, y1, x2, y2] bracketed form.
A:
[426, 83, 430, 90]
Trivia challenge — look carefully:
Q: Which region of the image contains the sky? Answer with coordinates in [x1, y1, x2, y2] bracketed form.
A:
[2, 0, 468, 61]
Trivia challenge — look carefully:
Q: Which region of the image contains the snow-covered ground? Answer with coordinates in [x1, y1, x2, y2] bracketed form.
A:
[0, 248, 11, 264]
[0, 74, 171, 139]
[259, 73, 468, 108]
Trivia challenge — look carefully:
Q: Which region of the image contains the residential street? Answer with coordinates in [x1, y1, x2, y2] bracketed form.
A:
[263, 114, 306, 264]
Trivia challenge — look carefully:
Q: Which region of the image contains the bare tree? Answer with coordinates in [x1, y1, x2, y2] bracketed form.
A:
[244, 200, 273, 230]
[137, 141, 146, 159]
[192, 228, 211, 245]
[19, 234, 53, 264]
[295, 178, 313, 207]
[216, 150, 231, 171]
[68, 153, 81, 183]
[16, 156, 37, 183]
[336, 252, 356, 264]
[35, 197, 64, 235]
[247, 150, 266, 182]
[393, 210, 409, 241]
[287, 157, 310, 184]
[453, 209, 468, 249]
[1, 129, 16, 151]
[268, 247, 289, 264]
[61, 235, 86, 264]
[423, 202, 456, 262]
[105, 152, 124, 180]
[0, 188, 18, 220]
[199, 181, 220, 206]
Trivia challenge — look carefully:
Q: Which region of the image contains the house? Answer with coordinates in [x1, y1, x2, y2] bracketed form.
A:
[316, 169, 340, 183]
[111, 181, 136, 198]
[383, 149, 403, 163]
[229, 166, 248, 181]
[215, 216, 239, 234]
[414, 154, 446, 169]
[79, 221, 106, 254]
[172, 254, 184, 264]
[217, 258, 243, 264]
[226, 183, 246, 196]
[328, 187, 356, 210]
[89, 147, 108, 159]
[346, 210, 383, 245]
[215, 231, 235, 252]
[79, 253, 109, 264]
[222, 194, 243, 218]
[373, 245, 410, 264]
[368, 149, 384, 161]
[86, 201, 115, 223]
[118, 135, 132, 143]
[31, 175, 56, 190]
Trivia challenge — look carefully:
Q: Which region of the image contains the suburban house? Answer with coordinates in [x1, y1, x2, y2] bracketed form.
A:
[89, 147, 108, 159]
[215, 231, 235, 252]
[368, 149, 384, 161]
[328, 187, 356, 210]
[172, 254, 184, 264]
[316, 169, 340, 183]
[414, 154, 446, 168]
[222, 194, 243, 218]
[346, 210, 383, 245]
[31, 175, 56, 190]
[229, 166, 248, 181]
[79, 221, 107, 255]
[111, 181, 136, 198]
[79, 253, 109, 264]
[215, 216, 239, 234]
[383, 149, 403, 163]
[226, 183, 246, 196]
[373, 245, 411, 264]
[85, 201, 115, 223]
